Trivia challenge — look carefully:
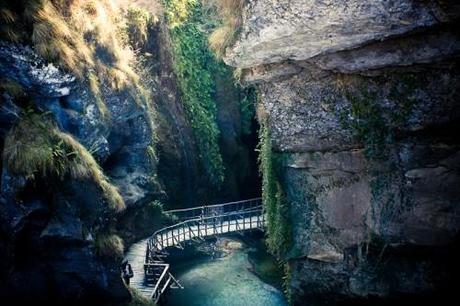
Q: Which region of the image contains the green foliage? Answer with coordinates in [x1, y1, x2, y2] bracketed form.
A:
[258, 121, 292, 257]
[239, 86, 257, 135]
[2, 111, 125, 212]
[282, 263, 292, 305]
[163, 0, 224, 184]
[94, 232, 124, 259]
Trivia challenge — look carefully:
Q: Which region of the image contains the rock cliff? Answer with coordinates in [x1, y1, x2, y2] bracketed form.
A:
[0, 1, 258, 304]
[225, 0, 460, 304]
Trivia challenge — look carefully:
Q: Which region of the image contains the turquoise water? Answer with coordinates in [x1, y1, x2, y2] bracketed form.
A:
[164, 238, 287, 306]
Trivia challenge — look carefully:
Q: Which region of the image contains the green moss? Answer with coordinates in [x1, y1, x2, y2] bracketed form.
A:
[387, 74, 422, 124]
[259, 121, 292, 257]
[163, 0, 225, 185]
[339, 74, 423, 161]
[341, 91, 389, 160]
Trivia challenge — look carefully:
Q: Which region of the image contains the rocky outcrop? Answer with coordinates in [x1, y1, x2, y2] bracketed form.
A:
[0, 42, 142, 304]
[226, 0, 460, 69]
[225, 0, 460, 304]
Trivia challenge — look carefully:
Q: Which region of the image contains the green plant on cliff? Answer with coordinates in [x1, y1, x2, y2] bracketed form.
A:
[259, 121, 292, 257]
[339, 74, 423, 161]
[282, 263, 293, 305]
[162, 0, 224, 184]
[239, 86, 257, 135]
[2, 111, 125, 212]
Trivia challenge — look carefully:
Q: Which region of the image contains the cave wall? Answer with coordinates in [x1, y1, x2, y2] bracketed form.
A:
[225, 0, 460, 304]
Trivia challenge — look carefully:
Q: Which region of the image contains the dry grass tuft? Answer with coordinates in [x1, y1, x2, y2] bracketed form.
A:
[94, 232, 124, 258]
[3, 112, 125, 212]
[0, 0, 153, 117]
[206, 0, 244, 57]
[0, 6, 21, 42]
[57, 131, 125, 212]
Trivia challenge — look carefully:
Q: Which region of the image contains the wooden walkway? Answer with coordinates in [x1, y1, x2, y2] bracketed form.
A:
[125, 198, 264, 303]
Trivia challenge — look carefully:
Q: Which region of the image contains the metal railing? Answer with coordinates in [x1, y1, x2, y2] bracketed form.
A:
[165, 197, 262, 222]
[148, 207, 264, 254]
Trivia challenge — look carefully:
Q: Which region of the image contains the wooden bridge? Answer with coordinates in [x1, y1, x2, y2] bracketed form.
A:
[125, 198, 264, 303]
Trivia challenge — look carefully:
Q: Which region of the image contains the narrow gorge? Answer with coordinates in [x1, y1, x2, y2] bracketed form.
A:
[0, 1, 459, 306]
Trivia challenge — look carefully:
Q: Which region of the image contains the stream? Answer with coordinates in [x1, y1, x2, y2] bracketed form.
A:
[127, 233, 287, 306]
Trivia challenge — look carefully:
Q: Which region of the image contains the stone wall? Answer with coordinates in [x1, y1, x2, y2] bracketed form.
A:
[225, 0, 460, 303]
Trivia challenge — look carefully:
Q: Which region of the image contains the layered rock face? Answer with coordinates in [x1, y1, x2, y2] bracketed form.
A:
[225, 0, 460, 304]
[0, 42, 136, 304]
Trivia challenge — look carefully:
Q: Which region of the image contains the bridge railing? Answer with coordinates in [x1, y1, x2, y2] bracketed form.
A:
[165, 197, 262, 222]
[147, 263, 170, 303]
[147, 204, 264, 257]
[142, 198, 265, 302]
